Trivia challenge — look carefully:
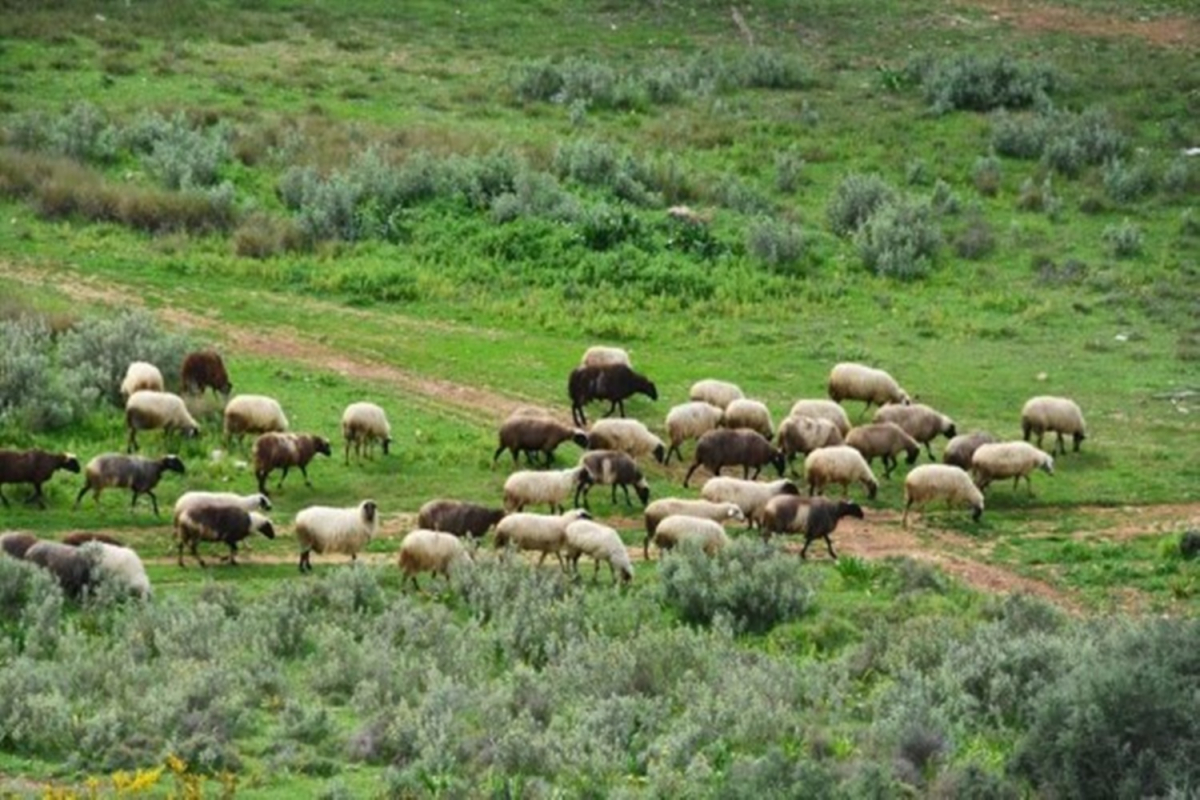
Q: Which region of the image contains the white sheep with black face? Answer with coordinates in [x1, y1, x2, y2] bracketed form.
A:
[664, 401, 724, 466]
[803, 446, 879, 501]
[503, 467, 591, 514]
[494, 508, 592, 569]
[689, 379, 744, 410]
[341, 401, 393, 464]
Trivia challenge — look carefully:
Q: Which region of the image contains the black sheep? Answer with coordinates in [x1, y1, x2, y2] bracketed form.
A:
[417, 499, 506, 540]
[180, 350, 232, 397]
[761, 495, 864, 560]
[568, 364, 658, 427]
[683, 429, 786, 488]
[176, 504, 276, 567]
[493, 417, 589, 467]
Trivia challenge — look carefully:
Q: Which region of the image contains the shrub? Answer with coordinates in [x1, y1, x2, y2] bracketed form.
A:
[576, 203, 644, 251]
[47, 101, 119, 164]
[827, 173, 897, 237]
[510, 58, 564, 103]
[233, 211, 306, 258]
[930, 179, 960, 216]
[990, 110, 1052, 160]
[746, 217, 805, 274]
[1163, 155, 1193, 197]
[0, 316, 79, 433]
[953, 212, 996, 260]
[553, 138, 655, 205]
[774, 149, 805, 194]
[855, 197, 941, 280]
[1102, 219, 1143, 259]
[1103, 157, 1156, 204]
[131, 111, 232, 189]
[972, 152, 1003, 197]
[920, 54, 1057, 114]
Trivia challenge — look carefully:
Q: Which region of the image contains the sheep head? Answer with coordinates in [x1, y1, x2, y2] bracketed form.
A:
[62, 453, 82, 473]
[161, 455, 186, 475]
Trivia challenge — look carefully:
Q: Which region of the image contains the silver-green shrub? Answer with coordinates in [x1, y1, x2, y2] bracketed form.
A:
[855, 197, 942, 280]
[827, 172, 897, 237]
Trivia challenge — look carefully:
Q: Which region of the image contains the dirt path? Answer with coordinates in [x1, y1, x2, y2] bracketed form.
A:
[952, 0, 1200, 49]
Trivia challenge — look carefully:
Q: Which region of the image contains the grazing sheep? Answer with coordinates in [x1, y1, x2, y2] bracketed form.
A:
[683, 429, 786, 487]
[398, 529, 471, 590]
[761, 495, 864, 559]
[0, 449, 81, 508]
[417, 499, 505, 541]
[61, 532, 125, 547]
[722, 398, 775, 439]
[494, 508, 592, 568]
[664, 401, 725, 465]
[180, 350, 232, 398]
[700, 476, 800, 529]
[86, 541, 151, 598]
[777, 415, 844, 470]
[24, 540, 96, 598]
[295, 500, 379, 573]
[120, 361, 164, 398]
[689, 379, 745, 410]
[503, 467, 592, 514]
[176, 505, 276, 567]
[342, 401, 393, 464]
[580, 345, 632, 368]
[494, 417, 589, 467]
[74, 453, 186, 516]
[568, 364, 658, 426]
[223, 394, 289, 448]
[652, 515, 731, 557]
[643, 498, 745, 557]
[803, 446, 879, 500]
[1021, 396, 1087, 455]
[903, 464, 985, 527]
[125, 390, 201, 453]
[873, 402, 957, 460]
[787, 400, 852, 436]
[942, 431, 998, 471]
[971, 442, 1055, 494]
[587, 418, 666, 464]
[845, 422, 921, 479]
[1, 532, 40, 560]
[252, 432, 332, 496]
[173, 491, 272, 519]
[577, 450, 651, 509]
[827, 362, 910, 414]
[564, 519, 633, 584]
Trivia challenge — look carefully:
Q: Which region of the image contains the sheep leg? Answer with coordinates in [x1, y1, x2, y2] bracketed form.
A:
[298, 550, 311, 573]
[277, 466, 291, 488]
[664, 444, 679, 466]
[73, 483, 91, 510]
[902, 500, 913, 528]
[28, 483, 47, 509]
[682, 462, 701, 488]
[882, 455, 895, 479]
[800, 537, 812, 559]
[1055, 432, 1066, 456]
[0, 486, 8, 507]
[256, 471, 271, 496]
[126, 427, 138, 454]
[149, 490, 161, 517]
[227, 542, 239, 566]
[592, 558, 601, 584]
[923, 442, 935, 461]
[190, 540, 206, 568]
[823, 535, 838, 560]
[572, 404, 587, 427]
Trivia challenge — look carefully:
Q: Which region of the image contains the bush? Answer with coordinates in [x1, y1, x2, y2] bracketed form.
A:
[990, 110, 1052, 160]
[1179, 530, 1200, 560]
[233, 211, 306, 258]
[774, 149, 805, 194]
[1103, 157, 1156, 204]
[991, 107, 1126, 169]
[855, 197, 941, 280]
[747, 217, 805, 274]
[1102, 219, 1144, 259]
[972, 152, 1003, 197]
[132, 111, 232, 189]
[0, 316, 79, 433]
[47, 101, 119, 164]
[827, 173, 897, 237]
[553, 138, 655, 205]
[919, 54, 1058, 114]
[953, 212, 996, 260]
[1163, 155, 1194, 197]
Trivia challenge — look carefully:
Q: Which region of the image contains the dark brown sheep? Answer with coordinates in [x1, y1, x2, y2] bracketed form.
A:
[61, 532, 125, 547]
[576, 450, 651, 509]
[942, 431, 997, 471]
[493, 417, 589, 467]
[873, 403, 957, 461]
[74, 454, 186, 517]
[417, 499, 506, 540]
[683, 429, 786, 488]
[0, 449, 82, 509]
[252, 432, 331, 496]
[761, 495, 864, 559]
[176, 504, 276, 567]
[1, 531, 40, 560]
[180, 350, 232, 397]
[24, 540, 97, 598]
[845, 422, 921, 479]
[568, 364, 658, 426]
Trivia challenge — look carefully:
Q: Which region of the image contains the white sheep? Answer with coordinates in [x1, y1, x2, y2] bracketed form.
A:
[173, 490, 272, 519]
[564, 519, 633, 584]
[652, 515, 731, 557]
[294, 500, 379, 572]
[664, 401, 724, 465]
[642, 497, 745, 558]
[85, 541, 151, 598]
[494, 508, 592, 569]
[803, 446, 879, 500]
[722, 398, 775, 439]
[787, 400, 852, 436]
[397, 529, 471, 590]
[341, 401, 393, 464]
[587, 418, 666, 464]
[223, 394, 289, 447]
[502, 467, 590, 513]
[120, 361, 164, 398]
[827, 362, 910, 414]
[1021, 396, 1087, 455]
[971, 441, 1055, 494]
[689, 378, 744, 410]
[700, 476, 799, 529]
[124, 390, 201, 453]
[903, 464, 985, 527]
[580, 345, 632, 368]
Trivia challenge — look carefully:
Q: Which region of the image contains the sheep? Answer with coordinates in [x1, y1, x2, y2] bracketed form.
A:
[845, 422, 921, 478]
[576, 450, 651, 509]
[1021, 396, 1087, 455]
[494, 417, 589, 467]
[700, 476, 800, 529]
[803, 446, 879, 500]
[652, 515, 731, 557]
[61, 532, 125, 547]
[494, 508, 592, 569]
[74, 453, 186, 516]
[568, 364, 658, 426]
[971, 441, 1055, 494]
[664, 401, 724, 465]
[173, 491, 272, 519]
[776, 415, 844, 470]
[223, 394, 289, 448]
[642, 498, 745, 557]
[342, 401, 393, 464]
[683, 429, 786, 488]
[903, 464, 985, 527]
[180, 350, 232, 398]
[722, 398, 775, 439]
[942, 431, 998, 471]
[689, 379, 745, 410]
[86, 541, 151, 598]
[586, 418, 666, 464]
[120, 361, 164, 398]
[787, 400, 852, 436]
[873, 402, 957, 460]
[125, 390, 201, 453]
[503, 467, 592, 514]
[1, 532, 40, 560]
[252, 432, 332, 496]
[564, 518, 634, 584]
[417, 499, 505, 541]
[827, 362, 910, 415]
[295, 500, 379, 573]
[580, 345, 632, 368]
[176, 505, 276, 567]
[398, 529, 471, 590]
[24, 540, 96, 598]
[0, 449, 81, 508]
[761, 495, 864, 559]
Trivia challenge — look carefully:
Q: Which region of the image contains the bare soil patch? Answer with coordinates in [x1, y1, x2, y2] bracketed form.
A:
[956, 0, 1200, 49]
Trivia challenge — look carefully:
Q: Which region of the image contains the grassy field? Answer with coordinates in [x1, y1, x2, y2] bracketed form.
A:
[1, 0, 1199, 796]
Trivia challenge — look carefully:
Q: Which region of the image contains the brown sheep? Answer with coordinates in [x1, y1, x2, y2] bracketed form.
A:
[61, 532, 125, 547]
[873, 403, 957, 460]
[0, 449, 81, 509]
[74, 454, 186, 517]
[252, 433, 331, 496]
[845, 422, 921, 479]
[494, 417, 589, 467]
[683, 429, 786, 488]
[776, 416, 844, 472]
[568, 364, 658, 426]
[176, 505, 276, 567]
[761, 495, 864, 559]
[577, 450, 651, 509]
[942, 431, 997, 471]
[180, 350, 232, 397]
[1, 531, 40, 560]
[417, 499, 506, 541]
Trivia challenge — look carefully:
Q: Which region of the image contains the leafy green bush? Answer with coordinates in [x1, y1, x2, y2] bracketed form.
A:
[130, 111, 232, 189]
[1103, 157, 1156, 204]
[746, 217, 805, 274]
[1102, 219, 1144, 259]
[918, 54, 1058, 114]
[855, 196, 941, 280]
[576, 202, 644, 251]
[0, 316, 79, 433]
[827, 172, 897, 237]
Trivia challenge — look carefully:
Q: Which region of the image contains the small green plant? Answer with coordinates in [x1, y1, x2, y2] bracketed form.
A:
[1102, 219, 1144, 258]
[1103, 157, 1155, 204]
[827, 172, 897, 237]
[746, 217, 805, 274]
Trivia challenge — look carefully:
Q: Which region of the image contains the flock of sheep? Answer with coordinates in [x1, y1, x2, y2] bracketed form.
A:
[0, 343, 1088, 598]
